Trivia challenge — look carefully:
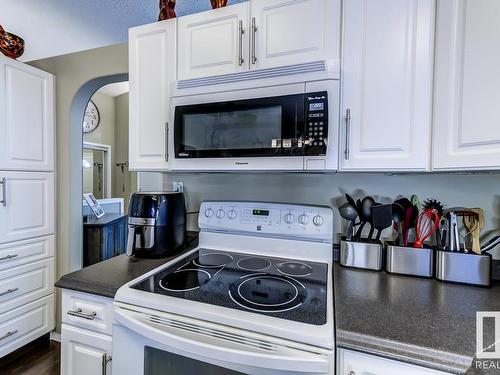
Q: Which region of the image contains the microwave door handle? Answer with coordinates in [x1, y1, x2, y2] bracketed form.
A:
[114, 307, 329, 374]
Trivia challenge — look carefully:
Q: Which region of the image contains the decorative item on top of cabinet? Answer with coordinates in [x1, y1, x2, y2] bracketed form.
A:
[340, 0, 435, 171]
[0, 24, 24, 59]
[158, 0, 176, 21]
[211, 0, 228, 9]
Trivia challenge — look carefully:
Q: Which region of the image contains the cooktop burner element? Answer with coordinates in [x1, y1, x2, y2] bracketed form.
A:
[159, 269, 211, 292]
[277, 261, 313, 277]
[236, 257, 271, 271]
[132, 248, 328, 325]
[193, 253, 233, 268]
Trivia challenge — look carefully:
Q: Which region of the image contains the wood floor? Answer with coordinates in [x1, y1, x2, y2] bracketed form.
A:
[0, 334, 60, 375]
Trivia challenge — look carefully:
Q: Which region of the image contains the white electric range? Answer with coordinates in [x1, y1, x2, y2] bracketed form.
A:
[113, 201, 335, 375]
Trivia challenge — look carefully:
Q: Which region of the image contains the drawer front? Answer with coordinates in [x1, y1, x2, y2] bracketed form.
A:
[62, 290, 113, 335]
[0, 258, 54, 314]
[0, 294, 55, 357]
[0, 236, 54, 271]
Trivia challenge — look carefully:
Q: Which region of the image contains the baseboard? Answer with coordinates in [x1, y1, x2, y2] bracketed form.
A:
[50, 331, 61, 343]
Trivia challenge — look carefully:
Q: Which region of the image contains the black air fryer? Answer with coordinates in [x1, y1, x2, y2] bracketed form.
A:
[126, 192, 186, 258]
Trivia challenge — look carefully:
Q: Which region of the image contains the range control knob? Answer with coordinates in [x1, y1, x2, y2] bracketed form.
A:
[313, 215, 324, 226]
[216, 209, 225, 219]
[298, 214, 309, 225]
[284, 213, 294, 224]
[228, 209, 237, 219]
[204, 208, 214, 218]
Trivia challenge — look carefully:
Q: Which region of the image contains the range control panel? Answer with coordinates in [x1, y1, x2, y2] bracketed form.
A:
[304, 92, 328, 156]
[199, 201, 333, 242]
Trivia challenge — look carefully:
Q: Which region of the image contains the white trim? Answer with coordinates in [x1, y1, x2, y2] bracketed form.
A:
[83, 142, 112, 198]
[50, 331, 61, 342]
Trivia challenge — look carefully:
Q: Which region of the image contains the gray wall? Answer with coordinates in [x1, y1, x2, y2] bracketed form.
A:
[163, 172, 500, 258]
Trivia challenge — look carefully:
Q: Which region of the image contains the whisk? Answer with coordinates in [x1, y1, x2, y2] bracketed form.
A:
[413, 208, 440, 248]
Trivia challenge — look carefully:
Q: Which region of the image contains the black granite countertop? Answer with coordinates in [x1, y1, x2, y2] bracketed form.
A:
[334, 263, 500, 374]
[56, 232, 199, 298]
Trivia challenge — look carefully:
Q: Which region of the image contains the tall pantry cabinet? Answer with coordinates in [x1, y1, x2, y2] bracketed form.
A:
[0, 55, 55, 357]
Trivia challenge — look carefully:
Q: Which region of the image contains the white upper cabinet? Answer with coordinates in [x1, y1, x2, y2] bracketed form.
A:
[129, 20, 176, 171]
[0, 56, 54, 172]
[432, 0, 500, 170]
[340, 0, 435, 171]
[178, 3, 249, 80]
[250, 0, 340, 71]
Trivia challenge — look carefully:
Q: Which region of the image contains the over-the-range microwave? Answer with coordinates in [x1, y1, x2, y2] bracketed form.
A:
[169, 80, 339, 171]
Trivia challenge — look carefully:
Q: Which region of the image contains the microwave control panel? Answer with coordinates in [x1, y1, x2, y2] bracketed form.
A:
[305, 92, 328, 156]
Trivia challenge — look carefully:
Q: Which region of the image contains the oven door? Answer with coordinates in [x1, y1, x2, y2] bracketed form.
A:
[112, 304, 332, 375]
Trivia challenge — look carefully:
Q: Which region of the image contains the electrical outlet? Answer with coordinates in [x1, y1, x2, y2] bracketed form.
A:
[173, 181, 184, 193]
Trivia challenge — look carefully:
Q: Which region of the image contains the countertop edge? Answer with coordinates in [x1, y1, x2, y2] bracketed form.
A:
[336, 329, 473, 374]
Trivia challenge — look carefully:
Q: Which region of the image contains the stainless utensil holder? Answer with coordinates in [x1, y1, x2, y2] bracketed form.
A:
[386, 244, 434, 278]
[340, 240, 383, 271]
[435, 250, 491, 287]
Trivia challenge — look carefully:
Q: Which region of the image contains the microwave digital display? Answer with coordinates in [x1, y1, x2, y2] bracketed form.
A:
[309, 103, 324, 111]
[253, 209, 269, 216]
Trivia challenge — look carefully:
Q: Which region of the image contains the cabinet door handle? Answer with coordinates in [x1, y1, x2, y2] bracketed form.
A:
[0, 177, 6, 207]
[344, 109, 351, 160]
[238, 20, 245, 66]
[102, 354, 112, 375]
[251, 17, 258, 65]
[0, 254, 18, 261]
[165, 122, 169, 162]
[0, 330, 18, 341]
[67, 308, 97, 320]
[0, 288, 19, 297]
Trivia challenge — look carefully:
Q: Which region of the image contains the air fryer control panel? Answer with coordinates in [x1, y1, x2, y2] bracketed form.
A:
[305, 92, 328, 156]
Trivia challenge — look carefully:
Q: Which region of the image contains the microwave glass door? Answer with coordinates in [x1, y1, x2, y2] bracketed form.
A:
[145, 347, 245, 375]
[174, 94, 305, 158]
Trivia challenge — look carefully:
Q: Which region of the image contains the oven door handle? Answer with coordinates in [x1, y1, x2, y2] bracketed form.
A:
[114, 306, 329, 374]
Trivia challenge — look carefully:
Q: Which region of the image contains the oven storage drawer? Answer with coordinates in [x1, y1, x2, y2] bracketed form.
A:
[62, 289, 114, 335]
[0, 294, 55, 357]
[0, 258, 54, 314]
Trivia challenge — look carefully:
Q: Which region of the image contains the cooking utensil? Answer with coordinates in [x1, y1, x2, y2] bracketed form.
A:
[481, 235, 500, 254]
[354, 196, 375, 240]
[413, 209, 440, 248]
[438, 217, 449, 250]
[339, 202, 358, 241]
[464, 208, 484, 254]
[391, 203, 405, 245]
[372, 204, 393, 241]
[423, 198, 445, 217]
[345, 193, 358, 212]
[449, 209, 479, 252]
[411, 195, 421, 211]
[367, 203, 381, 240]
[449, 211, 460, 251]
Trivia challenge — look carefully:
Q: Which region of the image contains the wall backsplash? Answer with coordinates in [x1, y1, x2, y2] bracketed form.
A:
[161, 172, 500, 258]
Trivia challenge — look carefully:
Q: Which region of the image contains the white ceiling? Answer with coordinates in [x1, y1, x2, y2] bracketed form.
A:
[1, 0, 247, 62]
[96, 82, 129, 97]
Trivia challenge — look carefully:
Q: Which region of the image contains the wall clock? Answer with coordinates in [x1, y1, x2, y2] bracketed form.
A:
[83, 100, 100, 133]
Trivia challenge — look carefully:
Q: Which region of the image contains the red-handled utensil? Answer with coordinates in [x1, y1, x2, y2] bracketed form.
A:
[413, 209, 440, 248]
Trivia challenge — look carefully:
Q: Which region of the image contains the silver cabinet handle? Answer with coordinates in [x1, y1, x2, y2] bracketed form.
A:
[238, 20, 245, 66]
[67, 308, 97, 320]
[251, 17, 257, 65]
[0, 330, 17, 341]
[344, 109, 351, 160]
[102, 353, 112, 375]
[0, 254, 18, 261]
[0, 177, 6, 207]
[0, 288, 19, 297]
[165, 122, 169, 162]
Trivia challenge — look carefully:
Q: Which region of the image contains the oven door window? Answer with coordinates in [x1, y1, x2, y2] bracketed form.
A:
[174, 94, 305, 158]
[145, 347, 245, 375]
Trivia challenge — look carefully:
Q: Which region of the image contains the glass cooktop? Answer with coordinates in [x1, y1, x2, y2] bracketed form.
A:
[131, 248, 328, 325]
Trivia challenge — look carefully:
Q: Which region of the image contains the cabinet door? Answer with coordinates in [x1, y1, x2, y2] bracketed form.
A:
[337, 348, 450, 375]
[433, 0, 500, 170]
[340, 0, 435, 171]
[61, 324, 112, 375]
[0, 171, 54, 244]
[0, 56, 54, 171]
[178, 2, 249, 80]
[129, 20, 176, 171]
[250, 0, 340, 70]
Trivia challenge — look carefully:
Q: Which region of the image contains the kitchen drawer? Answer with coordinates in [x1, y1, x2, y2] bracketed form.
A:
[0, 236, 54, 271]
[62, 289, 113, 335]
[0, 294, 55, 358]
[0, 258, 54, 314]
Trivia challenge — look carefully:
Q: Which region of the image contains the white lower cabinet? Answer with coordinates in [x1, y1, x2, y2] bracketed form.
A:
[61, 324, 112, 375]
[337, 349, 451, 375]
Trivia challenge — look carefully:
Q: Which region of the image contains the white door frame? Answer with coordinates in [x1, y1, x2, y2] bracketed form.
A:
[83, 142, 112, 198]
